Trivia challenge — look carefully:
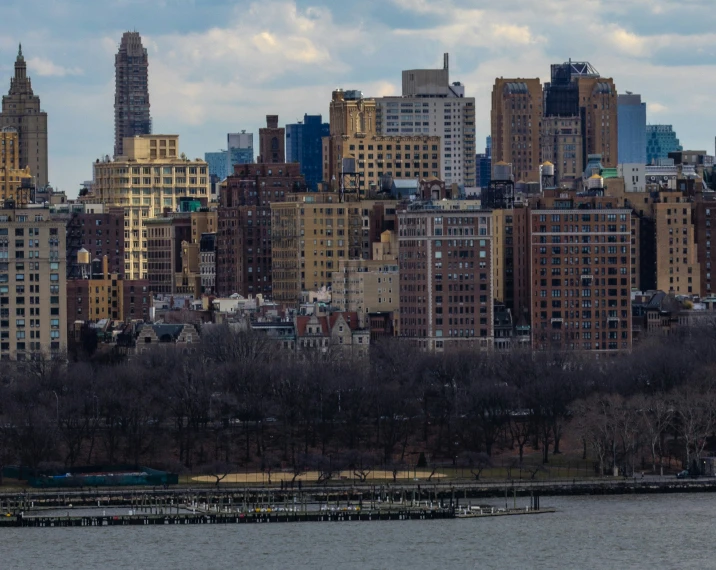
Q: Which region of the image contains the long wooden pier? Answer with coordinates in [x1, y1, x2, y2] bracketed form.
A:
[0, 508, 454, 528]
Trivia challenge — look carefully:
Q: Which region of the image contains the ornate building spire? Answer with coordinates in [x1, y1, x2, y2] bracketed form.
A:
[18, 43, 23, 60]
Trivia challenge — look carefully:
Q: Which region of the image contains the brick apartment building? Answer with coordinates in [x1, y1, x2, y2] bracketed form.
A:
[397, 204, 494, 351]
[529, 199, 633, 352]
[216, 162, 305, 297]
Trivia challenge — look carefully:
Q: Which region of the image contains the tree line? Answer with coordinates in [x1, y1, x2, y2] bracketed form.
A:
[2, 324, 716, 483]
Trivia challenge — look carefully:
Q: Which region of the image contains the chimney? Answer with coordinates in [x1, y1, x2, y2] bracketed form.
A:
[443, 53, 449, 70]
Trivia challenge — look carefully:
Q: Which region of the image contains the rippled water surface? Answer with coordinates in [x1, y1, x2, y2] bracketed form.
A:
[2, 493, 715, 569]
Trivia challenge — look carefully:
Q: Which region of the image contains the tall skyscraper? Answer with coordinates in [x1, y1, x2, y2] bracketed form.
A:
[617, 93, 646, 164]
[490, 78, 542, 183]
[204, 150, 229, 180]
[285, 114, 329, 190]
[0, 45, 49, 187]
[227, 131, 253, 172]
[114, 32, 151, 158]
[646, 125, 682, 164]
[375, 54, 476, 187]
[542, 61, 618, 182]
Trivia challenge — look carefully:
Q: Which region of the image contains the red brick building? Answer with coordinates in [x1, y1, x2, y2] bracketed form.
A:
[65, 206, 125, 279]
[398, 205, 494, 351]
[529, 197, 633, 352]
[216, 162, 306, 297]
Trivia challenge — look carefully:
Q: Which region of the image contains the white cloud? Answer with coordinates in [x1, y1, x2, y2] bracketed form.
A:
[27, 57, 82, 77]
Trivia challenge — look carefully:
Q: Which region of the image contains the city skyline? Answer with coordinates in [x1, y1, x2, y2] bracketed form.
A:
[0, 0, 714, 195]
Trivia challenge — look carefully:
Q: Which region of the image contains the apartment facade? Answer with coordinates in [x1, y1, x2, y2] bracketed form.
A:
[145, 209, 216, 295]
[90, 134, 210, 280]
[529, 203, 632, 352]
[491, 207, 530, 321]
[66, 255, 150, 331]
[398, 205, 494, 351]
[651, 191, 699, 295]
[541, 116, 584, 187]
[271, 194, 362, 303]
[61, 204, 125, 279]
[216, 161, 304, 297]
[0, 206, 66, 360]
[331, 259, 399, 328]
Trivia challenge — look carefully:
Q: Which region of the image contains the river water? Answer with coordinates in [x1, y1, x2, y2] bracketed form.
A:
[2, 493, 714, 569]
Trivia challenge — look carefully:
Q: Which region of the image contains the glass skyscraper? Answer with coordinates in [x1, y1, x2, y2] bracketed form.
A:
[285, 114, 329, 190]
[227, 132, 253, 173]
[204, 150, 229, 179]
[617, 93, 646, 164]
[646, 125, 682, 165]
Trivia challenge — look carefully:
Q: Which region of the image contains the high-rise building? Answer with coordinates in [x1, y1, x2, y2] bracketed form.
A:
[324, 90, 441, 196]
[0, 205, 66, 360]
[650, 190, 699, 296]
[271, 194, 362, 303]
[617, 93, 646, 164]
[216, 163, 304, 297]
[285, 114, 329, 190]
[114, 32, 151, 158]
[397, 203, 494, 351]
[542, 61, 618, 182]
[529, 192, 632, 353]
[490, 78, 542, 183]
[204, 150, 229, 180]
[0, 45, 49, 188]
[227, 131, 253, 171]
[89, 135, 210, 280]
[375, 54, 476, 187]
[646, 125, 682, 165]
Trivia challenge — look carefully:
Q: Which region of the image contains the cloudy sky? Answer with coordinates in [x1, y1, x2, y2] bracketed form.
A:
[0, 0, 714, 195]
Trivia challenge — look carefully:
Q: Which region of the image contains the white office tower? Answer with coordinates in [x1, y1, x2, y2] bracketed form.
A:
[375, 53, 476, 189]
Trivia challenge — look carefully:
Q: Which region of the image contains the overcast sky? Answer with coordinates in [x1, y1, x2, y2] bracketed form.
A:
[0, 0, 714, 195]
